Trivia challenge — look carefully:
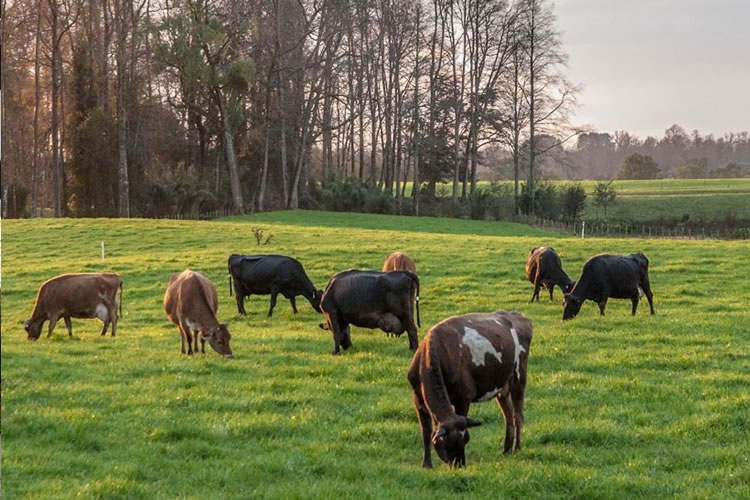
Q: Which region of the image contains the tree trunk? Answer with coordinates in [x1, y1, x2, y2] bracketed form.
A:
[217, 93, 244, 212]
[50, 0, 62, 217]
[32, 0, 42, 217]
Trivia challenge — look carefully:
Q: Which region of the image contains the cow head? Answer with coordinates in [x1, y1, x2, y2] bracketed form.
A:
[562, 280, 575, 294]
[24, 319, 43, 340]
[562, 293, 583, 320]
[310, 289, 324, 313]
[203, 323, 233, 358]
[431, 416, 482, 468]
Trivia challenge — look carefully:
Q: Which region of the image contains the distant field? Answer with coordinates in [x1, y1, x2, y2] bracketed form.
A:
[2, 211, 749, 498]
[398, 178, 750, 222]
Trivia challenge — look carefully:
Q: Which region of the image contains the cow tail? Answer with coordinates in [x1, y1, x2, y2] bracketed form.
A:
[118, 280, 123, 317]
[408, 272, 421, 328]
[229, 275, 233, 297]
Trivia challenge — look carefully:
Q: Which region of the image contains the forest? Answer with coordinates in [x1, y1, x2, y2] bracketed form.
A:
[2, 0, 749, 219]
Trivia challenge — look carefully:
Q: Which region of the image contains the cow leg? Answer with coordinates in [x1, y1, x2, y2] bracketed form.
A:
[267, 293, 278, 317]
[110, 306, 118, 337]
[642, 282, 655, 315]
[177, 326, 187, 354]
[235, 293, 247, 316]
[178, 322, 193, 355]
[510, 384, 525, 452]
[598, 299, 608, 316]
[530, 276, 542, 303]
[325, 314, 342, 355]
[64, 316, 73, 336]
[47, 314, 60, 337]
[290, 296, 298, 314]
[412, 390, 434, 468]
[341, 325, 352, 349]
[631, 293, 640, 316]
[548, 283, 555, 302]
[100, 319, 110, 336]
[497, 392, 517, 453]
[405, 317, 418, 351]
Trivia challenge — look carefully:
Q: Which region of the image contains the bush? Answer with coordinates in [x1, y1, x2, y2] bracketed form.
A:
[561, 183, 587, 223]
[317, 176, 394, 214]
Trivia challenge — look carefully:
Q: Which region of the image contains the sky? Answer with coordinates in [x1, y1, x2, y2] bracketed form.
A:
[554, 0, 750, 140]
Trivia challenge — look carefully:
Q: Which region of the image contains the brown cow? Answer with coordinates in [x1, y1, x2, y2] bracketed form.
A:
[382, 252, 416, 274]
[407, 310, 532, 468]
[24, 273, 123, 340]
[164, 270, 233, 357]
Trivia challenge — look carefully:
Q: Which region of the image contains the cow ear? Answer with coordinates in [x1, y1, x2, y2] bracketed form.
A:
[432, 427, 447, 445]
[465, 417, 482, 428]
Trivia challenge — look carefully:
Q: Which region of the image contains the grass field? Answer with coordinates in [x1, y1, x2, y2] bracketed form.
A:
[420, 178, 750, 222]
[2, 210, 749, 498]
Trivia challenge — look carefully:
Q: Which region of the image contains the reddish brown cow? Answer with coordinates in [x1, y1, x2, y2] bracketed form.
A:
[164, 270, 233, 357]
[407, 310, 532, 468]
[525, 246, 574, 303]
[24, 273, 123, 339]
[382, 252, 416, 274]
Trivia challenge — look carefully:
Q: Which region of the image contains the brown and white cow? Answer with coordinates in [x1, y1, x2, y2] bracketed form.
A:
[24, 273, 123, 339]
[407, 310, 532, 468]
[164, 270, 233, 357]
[382, 252, 416, 274]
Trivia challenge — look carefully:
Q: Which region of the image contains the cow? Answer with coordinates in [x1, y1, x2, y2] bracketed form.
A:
[525, 246, 574, 303]
[382, 251, 416, 274]
[228, 254, 323, 317]
[407, 310, 532, 468]
[319, 270, 420, 354]
[24, 273, 123, 340]
[164, 270, 233, 357]
[563, 252, 655, 320]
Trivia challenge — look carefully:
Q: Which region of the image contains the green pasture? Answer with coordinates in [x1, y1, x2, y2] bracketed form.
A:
[410, 178, 750, 221]
[2, 211, 749, 499]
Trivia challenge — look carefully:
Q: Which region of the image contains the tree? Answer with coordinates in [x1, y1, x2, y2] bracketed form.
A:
[676, 157, 708, 179]
[616, 153, 661, 179]
[593, 179, 616, 216]
[561, 183, 586, 222]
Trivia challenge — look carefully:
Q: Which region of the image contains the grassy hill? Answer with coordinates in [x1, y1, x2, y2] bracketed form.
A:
[2, 211, 749, 498]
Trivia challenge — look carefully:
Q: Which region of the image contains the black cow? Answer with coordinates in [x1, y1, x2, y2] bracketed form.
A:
[563, 252, 655, 320]
[319, 270, 420, 354]
[525, 246, 574, 303]
[228, 254, 322, 317]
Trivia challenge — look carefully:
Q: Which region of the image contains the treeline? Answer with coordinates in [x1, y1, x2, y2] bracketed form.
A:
[2, 0, 577, 218]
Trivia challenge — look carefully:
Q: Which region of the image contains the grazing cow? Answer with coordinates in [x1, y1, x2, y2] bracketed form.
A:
[407, 310, 532, 468]
[525, 246, 574, 303]
[164, 270, 233, 357]
[563, 252, 655, 320]
[228, 254, 322, 317]
[382, 251, 416, 274]
[24, 273, 123, 340]
[319, 270, 420, 354]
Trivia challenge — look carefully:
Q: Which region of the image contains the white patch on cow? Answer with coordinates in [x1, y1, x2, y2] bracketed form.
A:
[510, 328, 527, 380]
[98, 292, 107, 300]
[95, 304, 109, 322]
[185, 319, 201, 331]
[461, 326, 503, 367]
[638, 286, 644, 298]
[477, 387, 503, 401]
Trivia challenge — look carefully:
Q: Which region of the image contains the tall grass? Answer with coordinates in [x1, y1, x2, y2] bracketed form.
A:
[2, 211, 749, 498]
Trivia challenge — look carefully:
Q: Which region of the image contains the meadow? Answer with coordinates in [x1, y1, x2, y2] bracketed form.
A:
[2, 210, 749, 499]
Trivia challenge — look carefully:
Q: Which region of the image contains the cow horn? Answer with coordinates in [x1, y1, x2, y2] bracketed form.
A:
[466, 417, 482, 428]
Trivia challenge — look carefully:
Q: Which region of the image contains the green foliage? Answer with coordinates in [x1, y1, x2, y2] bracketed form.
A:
[676, 157, 709, 179]
[561, 183, 587, 223]
[617, 153, 662, 180]
[2, 212, 750, 498]
[315, 176, 394, 214]
[593, 180, 617, 217]
[709, 161, 750, 178]
[519, 181, 559, 219]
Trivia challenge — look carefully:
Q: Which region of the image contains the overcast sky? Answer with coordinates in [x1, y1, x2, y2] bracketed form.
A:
[554, 0, 750, 140]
